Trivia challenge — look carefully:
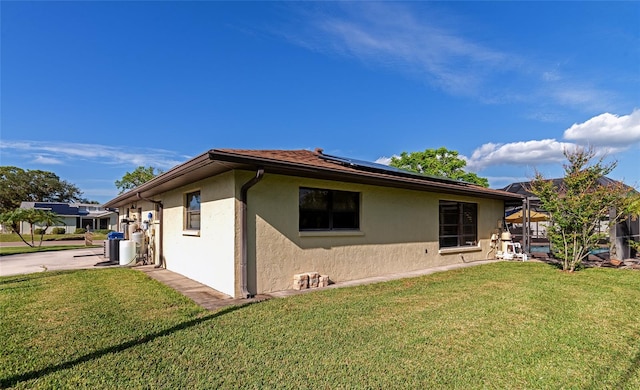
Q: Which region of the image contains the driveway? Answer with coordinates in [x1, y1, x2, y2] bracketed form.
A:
[0, 247, 110, 277]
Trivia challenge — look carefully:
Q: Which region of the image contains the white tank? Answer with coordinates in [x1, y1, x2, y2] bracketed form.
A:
[500, 232, 512, 255]
[127, 223, 139, 240]
[131, 232, 144, 249]
[119, 240, 136, 266]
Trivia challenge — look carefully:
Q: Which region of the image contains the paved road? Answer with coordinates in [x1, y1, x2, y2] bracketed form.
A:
[0, 246, 113, 277]
[0, 240, 104, 247]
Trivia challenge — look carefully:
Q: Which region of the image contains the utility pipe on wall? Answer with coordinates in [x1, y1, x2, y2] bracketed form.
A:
[137, 193, 164, 268]
[240, 167, 264, 298]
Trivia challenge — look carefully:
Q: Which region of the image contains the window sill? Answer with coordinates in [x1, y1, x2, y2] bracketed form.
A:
[438, 245, 481, 255]
[299, 230, 364, 237]
[182, 230, 200, 237]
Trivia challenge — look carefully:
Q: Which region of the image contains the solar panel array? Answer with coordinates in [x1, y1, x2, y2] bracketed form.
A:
[33, 202, 89, 216]
[319, 153, 471, 186]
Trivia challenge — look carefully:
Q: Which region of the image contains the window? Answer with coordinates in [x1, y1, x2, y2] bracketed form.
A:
[439, 201, 477, 248]
[185, 191, 201, 230]
[299, 187, 359, 231]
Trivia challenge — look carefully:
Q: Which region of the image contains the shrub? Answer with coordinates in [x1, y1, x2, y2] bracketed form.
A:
[52, 227, 66, 235]
[74, 228, 87, 234]
[34, 228, 47, 235]
[95, 229, 114, 235]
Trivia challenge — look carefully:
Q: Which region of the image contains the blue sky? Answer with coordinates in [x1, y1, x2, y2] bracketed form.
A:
[2, 1, 639, 204]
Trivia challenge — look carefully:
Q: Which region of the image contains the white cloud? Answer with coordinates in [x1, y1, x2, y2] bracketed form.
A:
[284, 2, 617, 113]
[33, 155, 63, 165]
[375, 156, 393, 165]
[466, 139, 573, 171]
[563, 109, 640, 147]
[80, 187, 120, 199]
[463, 110, 640, 172]
[376, 141, 574, 173]
[0, 140, 186, 169]
[287, 3, 512, 99]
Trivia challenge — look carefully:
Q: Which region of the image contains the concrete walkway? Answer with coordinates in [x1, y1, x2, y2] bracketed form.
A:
[137, 259, 500, 311]
[136, 266, 271, 311]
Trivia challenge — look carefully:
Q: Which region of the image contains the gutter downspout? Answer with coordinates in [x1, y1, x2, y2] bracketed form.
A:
[137, 193, 164, 268]
[240, 167, 264, 298]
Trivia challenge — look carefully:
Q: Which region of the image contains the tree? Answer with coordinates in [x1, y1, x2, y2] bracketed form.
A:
[115, 166, 163, 194]
[389, 147, 489, 187]
[0, 208, 63, 247]
[0, 166, 83, 214]
[529, 147, 634, 272]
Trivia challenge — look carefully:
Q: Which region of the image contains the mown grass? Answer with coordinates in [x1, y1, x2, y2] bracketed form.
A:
[1, 263, 639, 389]
[0, 245, 102, 256]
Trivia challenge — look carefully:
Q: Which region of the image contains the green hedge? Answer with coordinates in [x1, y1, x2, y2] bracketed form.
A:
[51, 227, 66, 235]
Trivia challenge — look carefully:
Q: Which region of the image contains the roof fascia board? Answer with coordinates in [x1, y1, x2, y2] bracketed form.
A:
[210, 150, 523, 201]
[103, 151, 218, 208]
[104, 149, 522, 208]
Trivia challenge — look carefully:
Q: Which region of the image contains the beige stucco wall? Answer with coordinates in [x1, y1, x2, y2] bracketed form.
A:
[160, 172, 237, 297]
[243, 173, 505, 295]
[115, 169, 507, 298]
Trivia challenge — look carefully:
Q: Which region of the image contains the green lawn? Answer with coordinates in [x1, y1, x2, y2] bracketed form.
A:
[1, 263, 639, 388]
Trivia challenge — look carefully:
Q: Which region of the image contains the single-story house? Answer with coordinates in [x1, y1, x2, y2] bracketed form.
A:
[103, 148, 523, 298]
[19, 202, 119, 234]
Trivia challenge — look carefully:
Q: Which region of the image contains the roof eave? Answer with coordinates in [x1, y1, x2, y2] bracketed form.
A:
[102, 151, 219, 208]
[103, 149, 523, 208]
[209, 149, 523, 201]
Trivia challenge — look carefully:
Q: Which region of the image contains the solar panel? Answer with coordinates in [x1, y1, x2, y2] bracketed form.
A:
[320, 153, 471, 186]
[33, 202, 87, 216]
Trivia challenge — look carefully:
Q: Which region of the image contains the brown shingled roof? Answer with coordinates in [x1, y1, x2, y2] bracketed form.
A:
[104, 148, 522, 208]
[210, 148, 522, 201]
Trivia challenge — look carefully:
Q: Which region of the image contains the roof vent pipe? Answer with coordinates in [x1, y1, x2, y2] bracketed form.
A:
[240, 167, 264, 298]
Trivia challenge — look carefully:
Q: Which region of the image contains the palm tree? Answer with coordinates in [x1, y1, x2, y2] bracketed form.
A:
[0, 208, 64, 247]
[35, 210, 64, 247]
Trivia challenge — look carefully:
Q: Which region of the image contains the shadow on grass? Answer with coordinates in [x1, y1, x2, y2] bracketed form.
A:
[0, 305, 245, 388]
[612, 332, 640, 389]
[0, 271, 71, 286]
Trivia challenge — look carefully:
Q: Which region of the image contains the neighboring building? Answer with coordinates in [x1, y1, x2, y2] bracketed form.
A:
[103, 148, 523, 298]
[19, 202, 118, 234]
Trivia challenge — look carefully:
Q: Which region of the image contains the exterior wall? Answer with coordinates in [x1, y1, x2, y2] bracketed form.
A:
[114, 200, 162, 265]
[243, 173, 505, 295]
[161, 172, 237, 297]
